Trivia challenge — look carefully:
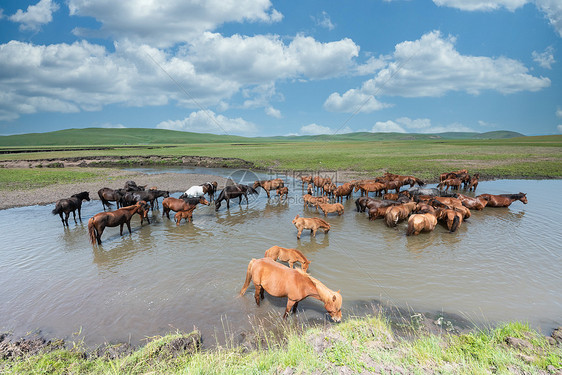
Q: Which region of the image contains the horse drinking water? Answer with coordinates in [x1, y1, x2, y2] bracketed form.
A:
[239, 258, 342, 321]
[88, 201, 150, 245]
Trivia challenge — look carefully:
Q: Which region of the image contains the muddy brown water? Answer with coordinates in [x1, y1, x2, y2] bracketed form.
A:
[1, 169, 560, 347]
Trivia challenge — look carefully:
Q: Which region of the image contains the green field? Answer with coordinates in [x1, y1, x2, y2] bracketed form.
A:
[1, 129, 561, 184]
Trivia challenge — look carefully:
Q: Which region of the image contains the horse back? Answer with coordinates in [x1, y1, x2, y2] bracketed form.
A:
[252, 259, 315, 299]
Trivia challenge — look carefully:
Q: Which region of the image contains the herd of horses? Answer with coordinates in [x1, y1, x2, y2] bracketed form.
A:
[51, 169, 527, 321]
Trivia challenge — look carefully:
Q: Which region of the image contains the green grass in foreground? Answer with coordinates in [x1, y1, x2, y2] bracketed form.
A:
[2, 316, 560, 374]
[0, 168, 105, 191]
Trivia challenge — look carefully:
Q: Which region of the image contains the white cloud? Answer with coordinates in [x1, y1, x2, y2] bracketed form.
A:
[313, 11, 335, 30]
[298, 123, 353, 135]
[535, 0, 562, 37]
[371, 121, 406, 133]
[9, 0, 59, 31]
[265, 106, 282, 118]
[68, 0, 283, 47]
[432, 0, 562, 37]
[324, 89, 392, 113]
[101, 123, 126, 128]
[188, 33, 359, 82]
[371, 117, 475, 134]
[478, 120, 497, 128]
[532, 46, 556, 69]
[556, 107, 562, 118]
[156, 110, 257, 135]
[433, 0, 527, 11]
[557, 124, 562, 133]
[326, 31, 550, 114]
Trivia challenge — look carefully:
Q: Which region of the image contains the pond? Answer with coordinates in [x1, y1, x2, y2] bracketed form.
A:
[0, 169, 560, 347]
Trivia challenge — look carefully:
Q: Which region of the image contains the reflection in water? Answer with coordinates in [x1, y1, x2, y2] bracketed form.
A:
[0, 178, 560, 347]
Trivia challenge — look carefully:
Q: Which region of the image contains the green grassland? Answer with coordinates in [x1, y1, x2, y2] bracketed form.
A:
[2, 316, 560, 374]
[0, 129, 561, 187]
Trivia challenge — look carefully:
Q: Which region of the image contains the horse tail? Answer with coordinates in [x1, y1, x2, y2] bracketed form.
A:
[239, 259, 256, 296]
[385, 211, 396, 227]
[88, 217, 97, 245]
[450, 215, 460, 233]
[52, 203, 62, 215]
[406, 218, 416, 236]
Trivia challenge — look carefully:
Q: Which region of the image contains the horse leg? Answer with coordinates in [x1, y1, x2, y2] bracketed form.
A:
[312, 228, 317, 237]
[126, 220, 132, 234]
[297, 228, 302, 239]
[64, 212, 70, 226]
[284, 300, 297, 319]
[292, 301, 299, 314]
[254, 285, 262, 306]
[77, 207, 82, 222]
[120, 223, 124, 236]
[288, 261, 294, 268]
[226, 198, 230, 209]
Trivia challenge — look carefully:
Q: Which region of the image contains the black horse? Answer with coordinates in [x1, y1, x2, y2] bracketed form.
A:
[120, 189, 170, 211]
[98, 187, 127, 210]
[52, 191, 91, 226]
[215, 184, 258, 210]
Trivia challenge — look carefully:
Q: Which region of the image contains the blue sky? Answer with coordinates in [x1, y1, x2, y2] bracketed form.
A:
[0, 0, 561, 137]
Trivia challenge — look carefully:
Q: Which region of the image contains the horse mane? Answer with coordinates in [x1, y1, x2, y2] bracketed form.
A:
[296, 270, 341, 306]
[499, 193, 525, 199]
[183, 197, 203, 205]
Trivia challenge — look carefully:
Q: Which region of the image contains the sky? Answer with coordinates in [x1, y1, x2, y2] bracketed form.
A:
[0, 0, 561, 137]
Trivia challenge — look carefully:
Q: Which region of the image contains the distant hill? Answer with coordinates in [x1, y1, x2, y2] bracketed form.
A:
[0, 127, 526, 147]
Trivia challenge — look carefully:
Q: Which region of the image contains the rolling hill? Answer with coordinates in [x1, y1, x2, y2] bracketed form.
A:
[0, 128, 526, 147]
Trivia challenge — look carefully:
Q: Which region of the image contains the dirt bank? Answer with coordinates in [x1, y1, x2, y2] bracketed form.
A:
[0, 169, 230, 210]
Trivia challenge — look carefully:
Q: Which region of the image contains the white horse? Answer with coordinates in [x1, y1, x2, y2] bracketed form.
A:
[181, 185, 205, 198]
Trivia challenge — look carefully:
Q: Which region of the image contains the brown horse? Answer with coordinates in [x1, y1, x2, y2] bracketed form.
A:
[435, 208, 463, 233]
[239, 258, 342, 321]
[354, 182, 386, 197]
[457, 193, 487, 210]
[276, 186, 289, 200]
[406, 213, 438, 236]
[303, 194, 329, 210]
[334, 183, 353, 202]
[440, 169, 468, 182]
[477, 193, 528, 207]
[368, 205, 391, 221]
[292, 215, 331, 239]
[300, 175, 313, 186]
[468, 173, 479, 192]
[253, 178, 285, 198]
[384, 201, 417, 227]
[52, 191, 91, 227]
[162, 196, 209, 219]
[316, 202, 344, 216]
[264, 246, 310, 272]
[88, 201, 150, 245]
[174, 208, 194, 225]
[437, 178, 462, 191]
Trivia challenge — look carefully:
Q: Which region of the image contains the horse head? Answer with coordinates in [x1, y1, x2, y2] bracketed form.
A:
[325, 291, 342, 322]
[292, 215, 300, 224]
[199, 196, 210, 206]
[519, 192, 528, 204]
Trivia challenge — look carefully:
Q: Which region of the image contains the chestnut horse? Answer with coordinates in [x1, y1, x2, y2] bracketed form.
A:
[316, 202, 344, 216]
[253, 178, 284, 198]
[457, 193, 487, 210]
[162, 196, 209, 219]
[264, 246, 310, 272]
[435, 208, 463, 233]
[384, 201, 417, 227]
[477, 193, 527, 207]
[468, 173, 479, 192]
[354, 182, 386, 197]
[52, 191, 91, 227]
[292, 215, 331, 239]
[276, 186, 289, 200]
[406, 213, 438, 236]
[174, 208, 195, 225]
[334, 183, 353, 202]
[239, 258, 342, 321]
[437, 178, 462, 191]
[88, 201, 149, 245]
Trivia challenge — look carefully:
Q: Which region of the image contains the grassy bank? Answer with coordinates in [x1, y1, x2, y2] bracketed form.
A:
[1, 136, 562, 183]
[2, 315, 560, 374]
